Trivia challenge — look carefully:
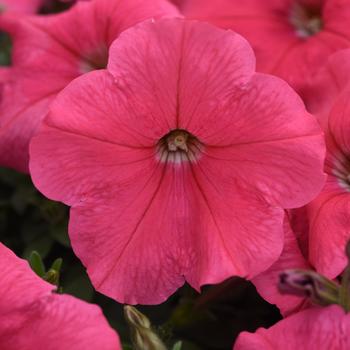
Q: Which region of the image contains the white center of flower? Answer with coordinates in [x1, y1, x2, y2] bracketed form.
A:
[332, 156, 350, 192]
[157, 129, 202, 163]
[290, 2, 323, 38]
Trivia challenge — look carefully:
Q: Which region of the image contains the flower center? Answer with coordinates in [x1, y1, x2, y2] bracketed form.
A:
[331, 155, 350, 192]
[157, 129, 203, 163]
[79, 46, 109, 74]
[290, 2, 323, 38]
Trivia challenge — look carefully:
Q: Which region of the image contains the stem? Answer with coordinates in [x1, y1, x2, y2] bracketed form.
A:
[340, 240, 350, 312]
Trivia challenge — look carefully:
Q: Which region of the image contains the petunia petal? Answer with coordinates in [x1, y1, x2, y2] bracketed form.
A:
[0, 294, 121, 350]
[234, 305, 350, 350]
[0, 243, 53, 312]
[197, 77, 326, 209]
[107, 18, 255, 131]
[308, 176, 350, 278]
[184, 171, 285, 288]
[252, 215, 309, 316]
[302, 49, 350, 129]
[0, 243, 121, 350]
[0, 0, 41, 13]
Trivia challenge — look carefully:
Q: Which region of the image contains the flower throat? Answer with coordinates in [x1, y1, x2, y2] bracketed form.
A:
[157, 129, 202, 163]
[290, 2, 323, 38]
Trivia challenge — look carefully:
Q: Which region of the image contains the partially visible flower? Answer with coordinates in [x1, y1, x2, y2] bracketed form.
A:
[124, 306, 167, 350]
[308, 84, 350, 279]
[234, 305, 350, 350]
[252, 215, 310, 316]
[180, 0, 350, 93]
[279, 269, 339, 306]
[0, 243, 121, 350]
[0, 0, 179, 172]
[235, 241, 350, 349]
[302, 49, 350, 129]
[30, 18, 325, 304]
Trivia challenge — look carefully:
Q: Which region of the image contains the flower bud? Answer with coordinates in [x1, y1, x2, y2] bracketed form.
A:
[279, 269, 339, 306]
[124, 305, 167, 350]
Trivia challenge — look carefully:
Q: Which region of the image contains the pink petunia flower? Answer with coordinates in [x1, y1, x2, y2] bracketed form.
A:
[234, 305, 350, 349]
[0, 243, 121, 350]
[30, 18, 326, 304]
[252, 214, 310, 316]
[0, 0, 179, 172]
[180, 0, 350, 93]
[307, 84, 350, 279]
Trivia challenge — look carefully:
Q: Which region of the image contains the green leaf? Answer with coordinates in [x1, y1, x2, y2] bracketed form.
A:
[44, 269, 60, 286]
[50, 258, 63, 273]
[122, 344, 133, 350]
[172, 341, 182, 350]
[29, 251, 45, 277]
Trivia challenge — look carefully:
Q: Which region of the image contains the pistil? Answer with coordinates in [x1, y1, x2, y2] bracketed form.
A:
[157, 129, 202, 163]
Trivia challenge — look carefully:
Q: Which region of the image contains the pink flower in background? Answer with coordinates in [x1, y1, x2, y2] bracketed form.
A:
[302, 49, 350, 129]
[0, 0, 179, 172]
[0, 243, 121, 350]
[0, 0, 42, 13]
[234, 305, 350, 349]
[252, 215, 310, 316]
[180, 0, 350, 93]
[308, 85, 350, 279]
[30, 18, 325, 304]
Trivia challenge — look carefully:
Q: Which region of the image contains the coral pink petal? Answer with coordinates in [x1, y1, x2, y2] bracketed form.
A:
[0, 294, 121, 350]
[308, 176, 350, 278]
[30, 70, 167, 206]
[0, 77, 58, 172]
[328, 85, 350, 154]
[0, 243, 53, 312]
[108, 19, 256, 132]
[68, 160, 193, 304]
[0, 0, 41, 13]
[288, 206, 310, 259]
[303, 49, 350, 129]
[234, 305, 350, 350]
[198, 74, 326, 209]
[269, 33, 341, 91]
[252, 215, 309, 316]
[0, 243, 121, 350]
[184, 166, 285, 288]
